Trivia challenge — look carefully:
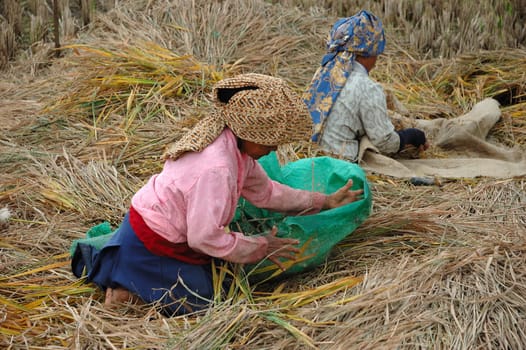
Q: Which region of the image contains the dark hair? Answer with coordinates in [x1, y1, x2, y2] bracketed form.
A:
[216, 86, 258, 104]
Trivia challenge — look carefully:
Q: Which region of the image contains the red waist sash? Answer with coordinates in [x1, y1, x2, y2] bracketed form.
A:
[129, 206, 211, 265]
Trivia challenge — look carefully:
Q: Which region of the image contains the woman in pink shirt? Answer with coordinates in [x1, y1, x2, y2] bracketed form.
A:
[73, 73, 363, 316]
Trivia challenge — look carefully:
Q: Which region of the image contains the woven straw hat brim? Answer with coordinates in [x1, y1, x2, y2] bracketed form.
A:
[162, 115, 224, 160]
[163, 73, 312, 160]
[221, 83, 312, 146]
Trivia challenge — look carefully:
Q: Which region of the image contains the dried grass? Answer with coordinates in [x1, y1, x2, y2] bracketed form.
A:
[276, 0, 526, 57]
[0, 21, 16, 69]
[3, 0, 525, 72]
[2, 0, 22, 35]
[1, 0, 526, 349]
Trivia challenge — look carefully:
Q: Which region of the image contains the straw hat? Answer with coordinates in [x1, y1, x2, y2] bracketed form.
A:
[163, 73, 312, 160]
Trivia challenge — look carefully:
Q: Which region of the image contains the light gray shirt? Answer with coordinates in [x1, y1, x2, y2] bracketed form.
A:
[319, 62, 400, 162]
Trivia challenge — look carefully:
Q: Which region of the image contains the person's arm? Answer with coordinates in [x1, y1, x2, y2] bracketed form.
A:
[185, 168, 269, 263]
[241, 159, 326, 215]
[358, 81, 401, 155]
[241, 159, 363, 214]
[359, 80, 427, 152]
[185, 168, 304, 267]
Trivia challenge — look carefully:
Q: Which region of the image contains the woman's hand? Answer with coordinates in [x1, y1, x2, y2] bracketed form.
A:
[397, 128, 428, 151]
[262, 226, 300, 271]
[419, 141, 430, 152]
[323, 179, 364, 210]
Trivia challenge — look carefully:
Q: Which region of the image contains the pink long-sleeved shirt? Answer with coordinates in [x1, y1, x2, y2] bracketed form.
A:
[131, 128, 326, 264]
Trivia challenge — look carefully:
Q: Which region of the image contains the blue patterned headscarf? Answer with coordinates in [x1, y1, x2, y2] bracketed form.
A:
[304, 10, 386, 141]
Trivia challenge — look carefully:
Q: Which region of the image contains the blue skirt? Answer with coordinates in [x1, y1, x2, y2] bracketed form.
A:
[72, 213, 226, 316]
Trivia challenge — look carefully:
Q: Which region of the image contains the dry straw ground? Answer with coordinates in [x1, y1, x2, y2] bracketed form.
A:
[1, 0, 526, 349]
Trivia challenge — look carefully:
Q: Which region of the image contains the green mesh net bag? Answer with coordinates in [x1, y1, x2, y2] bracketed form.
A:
[230, 152, 372, 282]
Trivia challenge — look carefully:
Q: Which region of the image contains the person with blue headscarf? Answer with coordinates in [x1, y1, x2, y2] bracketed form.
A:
[304, 10, 428, 162]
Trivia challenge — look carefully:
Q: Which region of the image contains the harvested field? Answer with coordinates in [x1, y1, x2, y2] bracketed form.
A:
[1, 0, 525, 349]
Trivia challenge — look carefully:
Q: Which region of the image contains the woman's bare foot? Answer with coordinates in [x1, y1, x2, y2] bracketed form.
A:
[104, 287, 144, 308]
